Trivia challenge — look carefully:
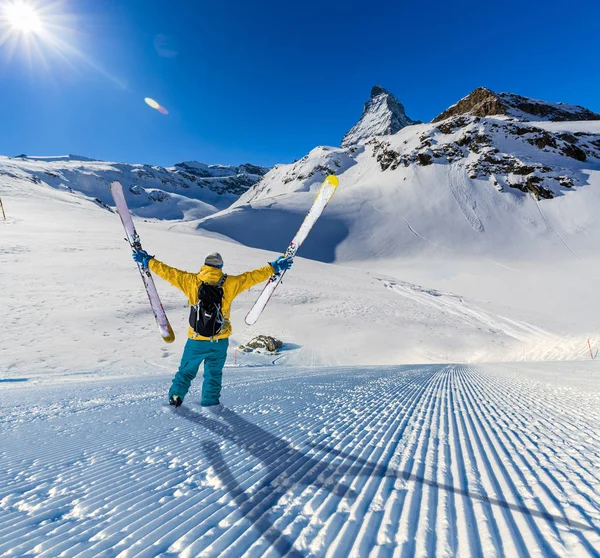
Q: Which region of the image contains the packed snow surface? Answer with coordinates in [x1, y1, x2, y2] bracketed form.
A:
[1, 362, 598, 556]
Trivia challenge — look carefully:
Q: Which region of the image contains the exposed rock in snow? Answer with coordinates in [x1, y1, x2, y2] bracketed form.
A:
[341, 85, 417, 148]
[236, 145, 358, 205]
[433, 87, 600, 123]
[238, 335, 284, 354]
[368, 115, 600, 200]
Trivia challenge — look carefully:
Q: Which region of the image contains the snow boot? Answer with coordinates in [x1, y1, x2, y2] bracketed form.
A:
[169, 395, 183, 407]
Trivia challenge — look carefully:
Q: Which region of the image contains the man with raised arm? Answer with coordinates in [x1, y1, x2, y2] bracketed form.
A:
[133, 249, 293, 407]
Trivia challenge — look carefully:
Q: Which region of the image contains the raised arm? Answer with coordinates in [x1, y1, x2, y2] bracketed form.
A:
[227, 264, 275, 299]
[149, 258, 197, 294]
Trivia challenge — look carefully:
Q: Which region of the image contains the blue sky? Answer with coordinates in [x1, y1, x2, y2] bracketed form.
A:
[1, 0, 599, 167]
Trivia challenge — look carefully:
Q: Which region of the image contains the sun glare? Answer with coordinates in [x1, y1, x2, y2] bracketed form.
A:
[0, 1, 127, 89]
[5, 1, 42, 33]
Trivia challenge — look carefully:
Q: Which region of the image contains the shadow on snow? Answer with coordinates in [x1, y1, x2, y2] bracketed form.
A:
[175, 405, 596, 557]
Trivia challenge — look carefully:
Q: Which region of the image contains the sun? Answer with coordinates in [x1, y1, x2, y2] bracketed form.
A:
[4, 1, 42, 34]
[0, 1, 126, 88]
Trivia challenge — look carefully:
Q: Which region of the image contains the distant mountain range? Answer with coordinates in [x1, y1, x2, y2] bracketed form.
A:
[0, 155, 268, 220]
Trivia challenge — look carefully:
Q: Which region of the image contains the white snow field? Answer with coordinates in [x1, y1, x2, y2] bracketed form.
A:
[1, 362, 599, 557]
[2, 178, 599, 376]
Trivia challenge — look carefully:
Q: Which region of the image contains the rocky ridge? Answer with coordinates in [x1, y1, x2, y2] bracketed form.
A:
[368, 115, 600, 199]
[433, 87, 600, 123]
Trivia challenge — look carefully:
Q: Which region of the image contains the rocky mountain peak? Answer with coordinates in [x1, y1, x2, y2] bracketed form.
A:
[370, 85, 390, 98]
[341, 85, 417, 148]
[433, 87, 600, 123]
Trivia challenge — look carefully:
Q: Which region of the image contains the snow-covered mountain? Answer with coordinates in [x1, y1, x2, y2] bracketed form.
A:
[194, 87, 600, 263]
[0, 154, 269, 220]
[341, 85, 418, 148]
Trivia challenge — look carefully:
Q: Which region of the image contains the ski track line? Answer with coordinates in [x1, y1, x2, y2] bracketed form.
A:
[256, 368, 440, 558]
[77, 370, 434, 556]
[387, 368, 447, 558]
[313, 368, 446, 558]
[0, 374, 352, 548]
[454, 367, 556, 557]
[465, 368, 600, 534]
[122, 372, 384, 556]
[461, 366, 598, 554]
[0, 370, 432, 556]
[447, 164, 485, 234]
[467, 367, 600, 502]
[478, 367, 600, 440]
[0, 370, 512, 556]
[467, 367, 600, 507]
[436, 368, 458, 558]
[1, 365, 599, 557]
[384, 280, 559, 346]
[464, 366, 600, 553]
[449, 367, 501, 557]
[176, 367, 439, 558]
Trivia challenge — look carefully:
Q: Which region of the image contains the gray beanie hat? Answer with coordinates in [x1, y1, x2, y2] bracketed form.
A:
[204, 252, 224, 269]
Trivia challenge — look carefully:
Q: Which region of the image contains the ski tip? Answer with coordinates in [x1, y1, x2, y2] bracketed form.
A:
[161, 325, 176, 344]
[325, 175, 339, 188]
[110, 180, 123, 192]
[244, 314, 257, 326]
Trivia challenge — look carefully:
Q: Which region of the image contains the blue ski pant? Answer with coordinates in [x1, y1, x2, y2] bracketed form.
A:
[169, 338, 229, 405]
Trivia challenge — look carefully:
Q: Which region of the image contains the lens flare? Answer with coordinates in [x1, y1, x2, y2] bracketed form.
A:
[144, 97, 168, 115]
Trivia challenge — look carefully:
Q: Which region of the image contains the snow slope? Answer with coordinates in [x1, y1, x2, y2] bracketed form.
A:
[193, 118, 600, 263]
[2, 184, 597, 377]
[1, 362, 598, 556]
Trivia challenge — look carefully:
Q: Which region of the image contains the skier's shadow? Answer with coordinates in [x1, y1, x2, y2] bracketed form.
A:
[177, 405, 596, 557]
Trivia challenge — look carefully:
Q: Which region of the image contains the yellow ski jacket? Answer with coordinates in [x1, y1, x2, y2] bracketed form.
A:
[149, 259, 274, 340]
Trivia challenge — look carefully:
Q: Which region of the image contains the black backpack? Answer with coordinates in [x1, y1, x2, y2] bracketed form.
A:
[189, 275, 227, 337]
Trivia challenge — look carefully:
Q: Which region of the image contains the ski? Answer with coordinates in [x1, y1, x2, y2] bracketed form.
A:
[245, 174, 339, 325]
[110, 181, 175, 343]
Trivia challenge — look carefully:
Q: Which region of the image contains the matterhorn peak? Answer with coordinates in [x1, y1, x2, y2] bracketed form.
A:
[341, 85, 417, 148]
[370, 85, 391, 98]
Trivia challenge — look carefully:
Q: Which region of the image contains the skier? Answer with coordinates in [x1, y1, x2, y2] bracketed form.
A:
[132, 249, 293, 407]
